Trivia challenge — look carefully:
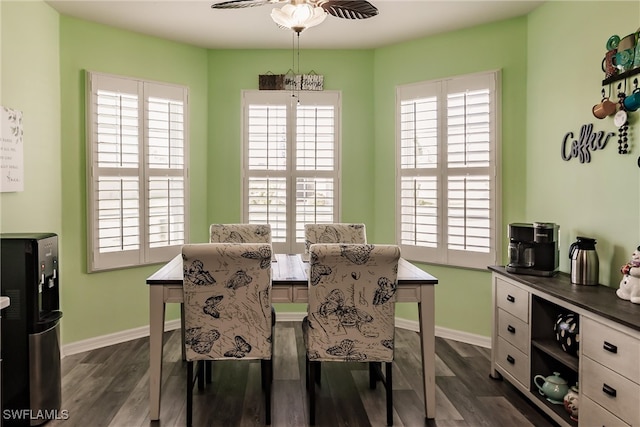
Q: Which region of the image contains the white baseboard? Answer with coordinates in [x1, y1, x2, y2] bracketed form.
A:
[435, 325, 491, 348]
[394, 317, 491, 348]
[62, 319, 181, 357]
[61, 313, 490, 357]
[273, 311, 306, 322]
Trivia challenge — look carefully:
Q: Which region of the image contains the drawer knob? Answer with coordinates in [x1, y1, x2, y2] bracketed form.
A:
[506, 294, 515, 303]
[602, 383, 617, 397]
[603, 341, 618, 354]
[506, 355, 515, 364]
[507, 325, 516, 333]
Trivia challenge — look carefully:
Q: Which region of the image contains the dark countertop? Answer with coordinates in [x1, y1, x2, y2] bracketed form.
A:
[489, 266, 640, 333]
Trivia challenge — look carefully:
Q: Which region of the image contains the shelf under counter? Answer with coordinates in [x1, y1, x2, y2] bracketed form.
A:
[531, 339, 579, 371]
[488, 266, 640, 333]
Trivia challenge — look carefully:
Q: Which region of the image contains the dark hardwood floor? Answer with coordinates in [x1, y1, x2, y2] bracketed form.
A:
[48, 322, 556, 427]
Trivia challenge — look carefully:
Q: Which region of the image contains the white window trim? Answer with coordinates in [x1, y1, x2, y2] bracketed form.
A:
[395, 70, 502, 270]
[241, 90, 342, 254]
[86, 71, 190, 272]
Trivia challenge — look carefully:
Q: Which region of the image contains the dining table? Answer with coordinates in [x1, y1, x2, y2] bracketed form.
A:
[147, 253, 438, 421]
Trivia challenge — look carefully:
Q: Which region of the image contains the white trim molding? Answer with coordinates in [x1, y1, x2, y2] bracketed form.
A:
[394, 317, 491, 348]
[61, 314, 490, 357]
[62, 319, 181, 357]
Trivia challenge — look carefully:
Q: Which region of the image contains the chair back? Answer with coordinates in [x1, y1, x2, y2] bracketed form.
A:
[209, 223, 271, 244]
[306, 243, 400, 363]
[182, 242, 273, 361]
[304, 223, 366, 257]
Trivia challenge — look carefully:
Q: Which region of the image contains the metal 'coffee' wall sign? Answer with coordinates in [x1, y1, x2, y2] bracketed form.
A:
[560, 123, 615, 163]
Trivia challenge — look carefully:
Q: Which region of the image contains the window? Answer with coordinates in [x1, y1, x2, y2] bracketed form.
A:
[86, 71, 189, 272]
[396, 71, 500, 269]
[242, 90, 341, 254]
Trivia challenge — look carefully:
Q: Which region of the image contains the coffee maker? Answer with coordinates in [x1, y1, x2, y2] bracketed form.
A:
[506, 222, 559, 276]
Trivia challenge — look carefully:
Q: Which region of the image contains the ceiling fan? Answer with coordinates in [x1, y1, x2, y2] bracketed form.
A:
[211, 0, 379, 33]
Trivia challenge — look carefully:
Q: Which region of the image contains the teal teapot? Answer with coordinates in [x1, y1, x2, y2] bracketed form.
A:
[534, 372, 569, 404]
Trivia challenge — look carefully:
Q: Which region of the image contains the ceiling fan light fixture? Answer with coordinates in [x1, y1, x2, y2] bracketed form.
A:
[271, 2, 327, 33]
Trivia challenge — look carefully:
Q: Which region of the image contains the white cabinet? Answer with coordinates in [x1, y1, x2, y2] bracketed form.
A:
[493, 277, 530, 388]
[489, 267, 640, 427]
[580, 317, 640, 426]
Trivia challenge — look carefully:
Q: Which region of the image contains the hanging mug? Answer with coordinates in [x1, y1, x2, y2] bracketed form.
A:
[623, 88, 640, 112]
[593, 97, 617, 118]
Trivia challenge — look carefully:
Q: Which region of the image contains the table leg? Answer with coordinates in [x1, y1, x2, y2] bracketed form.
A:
[149, 286, 166, 421]
[418, 286, 436, 419]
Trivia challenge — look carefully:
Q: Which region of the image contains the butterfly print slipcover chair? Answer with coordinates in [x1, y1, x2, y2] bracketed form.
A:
[209, 223, 272, 245]
[182, 243, 273, 426]
[209, 223, 275, 322]
[303, 223, 366, 260]
[303, 243, 400, 426]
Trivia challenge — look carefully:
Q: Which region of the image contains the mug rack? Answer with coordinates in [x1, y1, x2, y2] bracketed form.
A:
[602, 66, 640, 86]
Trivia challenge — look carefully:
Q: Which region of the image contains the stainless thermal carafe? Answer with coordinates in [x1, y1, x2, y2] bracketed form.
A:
[569, 236, 599, 285]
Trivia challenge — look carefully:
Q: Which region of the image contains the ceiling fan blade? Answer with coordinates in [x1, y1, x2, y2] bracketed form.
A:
[317, 0, 378, 19]
[211, 0, 283, 9]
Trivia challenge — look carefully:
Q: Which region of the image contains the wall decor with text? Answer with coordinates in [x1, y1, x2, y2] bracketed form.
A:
[1, 106, 24, 192]
[560, 123, 615, 164]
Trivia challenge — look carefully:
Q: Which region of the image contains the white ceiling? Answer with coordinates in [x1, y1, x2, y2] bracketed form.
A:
[46, 0, 544, 50]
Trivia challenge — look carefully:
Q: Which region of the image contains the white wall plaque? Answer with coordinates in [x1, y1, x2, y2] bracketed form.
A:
[1, 106, 24, 192]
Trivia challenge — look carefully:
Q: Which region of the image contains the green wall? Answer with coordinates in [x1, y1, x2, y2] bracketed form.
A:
[527, 1, 640, 286]
[1, 1, 61, 234]
[373, 17, 528, 334]
[206, 49, 375, 228]
[2, 1, 639, 345]
[57, 16, 209, 343]
[206, 49, 375, 313]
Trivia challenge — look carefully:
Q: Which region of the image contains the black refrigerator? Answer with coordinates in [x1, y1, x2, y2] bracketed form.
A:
[0, 233, 62, 426]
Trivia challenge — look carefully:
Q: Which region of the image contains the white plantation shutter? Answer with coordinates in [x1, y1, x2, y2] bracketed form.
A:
[396, 71, 500, 269]
[242, 91, 340, 254]
[145, 86, 187, 261]
[87, 71, 189, 272]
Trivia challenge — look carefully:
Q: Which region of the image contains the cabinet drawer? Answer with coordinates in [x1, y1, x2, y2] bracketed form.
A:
[496, 337, 529, 387]
[582, 316, 640, 383]
[495, 277, 529, 322]
[497, 309, 529, 354]
[581, 356, 640, 426]
[580, 395, 630, 427]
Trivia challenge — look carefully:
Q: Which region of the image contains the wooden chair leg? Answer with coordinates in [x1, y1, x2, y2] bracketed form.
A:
[186, 361, 194, 427]
[305, 355, 309, 390]
[205, 360, 212, 384]
[197, 360, 205, 390]
[369, 362, 381, 389]
[386, 362, 393, 426]
[309, 361, 317, 425]
[314, 361, 321, 386]
[262, 358, 272, 425]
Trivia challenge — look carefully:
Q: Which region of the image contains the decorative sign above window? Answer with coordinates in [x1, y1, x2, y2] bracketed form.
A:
[560, 123, 615, 164]
[258, 71, 324, 91]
